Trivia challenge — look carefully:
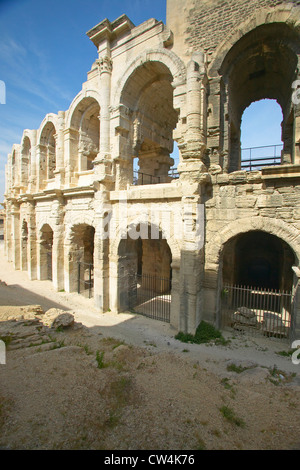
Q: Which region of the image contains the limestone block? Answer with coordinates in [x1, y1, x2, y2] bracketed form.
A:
[235, 196, 257, 208]
[257, 194, 283, 208]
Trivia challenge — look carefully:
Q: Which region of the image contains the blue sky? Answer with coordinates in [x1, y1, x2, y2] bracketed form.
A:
[0, 0, 283, 202]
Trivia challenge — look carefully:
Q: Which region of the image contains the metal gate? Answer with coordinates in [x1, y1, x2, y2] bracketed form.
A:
[47, 251, 52, 281]
[120, 273, 171, 323]
[220, 284, 294, 341]
[77, 261, 94, 298]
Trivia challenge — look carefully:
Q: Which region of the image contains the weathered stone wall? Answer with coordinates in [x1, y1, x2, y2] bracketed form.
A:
[4, 0, 300, 338]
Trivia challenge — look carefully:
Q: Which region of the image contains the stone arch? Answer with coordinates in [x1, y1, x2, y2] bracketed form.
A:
[208, 5, 300, 171]
[38, 117, 58, 184]
[65, 221, 95, 295]
[65, 89, 102, 129]
[37, 114, 58, 144]
[109, 215, 181, 265]
[20, 135, 32, 187]
[38, 223, 54, 281]
[64, 213, 95, 243]
[65, 92, 101, 173]
[206, 216, 300, 268]
[112, 48, 186, 109]
[113, 49, 186, 187]
[208, 6, 300, 77]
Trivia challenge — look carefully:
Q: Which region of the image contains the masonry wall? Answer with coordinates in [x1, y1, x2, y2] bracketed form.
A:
[4, 0, 300, 339]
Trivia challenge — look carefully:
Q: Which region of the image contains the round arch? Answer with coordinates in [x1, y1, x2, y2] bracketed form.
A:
[109, 218, 181, 265]
[206, 216, 300, 268]
[65, 88, 102, 129]
[112, 48, 186, 109]
[208, 5, 300, 77]
[64, 214, 95, 244]
[37, 114, 58, 145]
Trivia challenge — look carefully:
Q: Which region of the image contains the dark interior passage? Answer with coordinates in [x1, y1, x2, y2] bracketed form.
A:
[222, 231, 295, 291]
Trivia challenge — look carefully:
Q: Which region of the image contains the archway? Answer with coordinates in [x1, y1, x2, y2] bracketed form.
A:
[70, 98, 100, 172]
[120, 60, 178, 185]
[117, 224, 172, 321]
[220, 22, 300, 172]
[68, 223, 95, 297]
[39, 224, 53, 281]
[221, 230, 296, 338]
[39, 122, 56, 188]
[241, 99, 283, 170]
[21, 137, 31, 187]
[222, 231, 295, 291]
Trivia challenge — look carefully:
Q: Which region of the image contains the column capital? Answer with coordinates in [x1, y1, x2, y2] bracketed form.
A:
[97, 56, 112, 75]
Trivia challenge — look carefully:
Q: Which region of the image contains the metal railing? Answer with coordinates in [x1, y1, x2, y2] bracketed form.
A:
[133, 168, 179, 186]
[241, 144, 283, 171]
[221, 284, 293, 341]
[77, 261, 94, 299]
[127, 273, 171, 323]
[133, 171, 161, 185]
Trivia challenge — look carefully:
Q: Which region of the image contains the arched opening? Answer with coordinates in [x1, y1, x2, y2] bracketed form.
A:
[21, 137, 31, 187]
[121, 61, 178, 185]
[222, 231, 295, 291]
[117, 224, 172, 321]
[21, 220, 28, 271]
[39, 122, 56, 186]
[40, 224, 53, 281]
[68, 224, 95, 297]
[241, 99, 283, 170]
[70, 98, 100, 173]
[220, 23, 300, 172]
[221, 230, 296, 338]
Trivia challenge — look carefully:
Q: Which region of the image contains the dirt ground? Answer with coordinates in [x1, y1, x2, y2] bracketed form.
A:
[0, 243, 299, 450]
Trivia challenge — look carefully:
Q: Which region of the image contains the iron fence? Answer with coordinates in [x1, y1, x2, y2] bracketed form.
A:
[122, 273, 171, 323]
[77, 261, 94, 298]
[221, 284, 293, 341]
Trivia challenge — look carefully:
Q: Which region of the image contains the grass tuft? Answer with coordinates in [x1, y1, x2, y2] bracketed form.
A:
[175, 321, 229, 345]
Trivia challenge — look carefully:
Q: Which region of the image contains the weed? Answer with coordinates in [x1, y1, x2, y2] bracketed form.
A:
[226, 363, 254, 374]
[96, 351, 107, 369]
[175, 321, 229, 346]
[219, 405, 245, 427]
[276, 349, 297, 358]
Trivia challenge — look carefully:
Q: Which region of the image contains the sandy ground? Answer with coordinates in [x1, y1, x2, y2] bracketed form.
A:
[0, 241, 299, 450]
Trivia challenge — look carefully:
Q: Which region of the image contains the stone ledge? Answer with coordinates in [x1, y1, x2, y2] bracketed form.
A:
[109, 182, 182, 201]
[261, 164, 300, 180]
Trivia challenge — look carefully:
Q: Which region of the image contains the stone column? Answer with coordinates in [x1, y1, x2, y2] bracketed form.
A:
[93, 54, 112, 182]
[178, 195, 205, 334]
[186, 52, 207, 155]
[179, 52, 208, 180]
[64, 128, 79, 187]
[93, 191, 111, 312]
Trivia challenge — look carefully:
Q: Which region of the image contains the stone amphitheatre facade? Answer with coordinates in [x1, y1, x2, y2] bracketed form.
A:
[4, 0, 300, 340]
